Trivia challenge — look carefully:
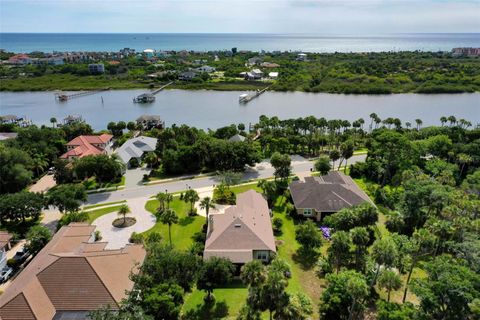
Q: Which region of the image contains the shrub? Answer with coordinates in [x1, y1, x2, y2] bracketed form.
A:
[94, 230, 102, 241]
[129, 232, 144, 244]
[273, 217, 283, 235]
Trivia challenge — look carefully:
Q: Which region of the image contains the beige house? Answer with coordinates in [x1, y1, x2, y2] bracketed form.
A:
[289, 172, 373, 221]
[204, 190, 276, 265]
[0, 223, 146, 320]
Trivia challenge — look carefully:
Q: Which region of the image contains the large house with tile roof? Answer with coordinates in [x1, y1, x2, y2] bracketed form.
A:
[204, 190, 276, 265]
[0, 223, 146, 320]
[289, 171, 374, 221]
[60, 134, 113, 161]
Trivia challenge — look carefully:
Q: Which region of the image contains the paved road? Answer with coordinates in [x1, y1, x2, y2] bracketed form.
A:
[86, 154, 366, 205]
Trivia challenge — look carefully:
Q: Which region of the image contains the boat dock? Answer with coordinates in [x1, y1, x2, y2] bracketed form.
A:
[239, 86, 271, 104]
[55, 88, 109, 102]
[133, 81, 174, 103]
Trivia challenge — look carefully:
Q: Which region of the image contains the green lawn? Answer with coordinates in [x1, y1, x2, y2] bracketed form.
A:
[143, 197, 205, 250]
[182, 280, 249, 320]
[87, 205, 124, 223]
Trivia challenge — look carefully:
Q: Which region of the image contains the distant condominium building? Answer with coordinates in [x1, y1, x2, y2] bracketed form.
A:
[452, 47, 480, 57]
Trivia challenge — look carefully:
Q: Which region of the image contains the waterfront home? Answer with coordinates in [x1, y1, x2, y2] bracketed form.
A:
[116, 136, 158, 167]
[196, 65, 216, 73]
[268, 72, 279, 79]
[136, 114, 165, 130]
[0, 132, 18, 141]
[88, 63, 105, 74]
[60, 134, 113, 160]
[289, 172, 373, 221]
[260, 62, 280, 68]
[296, 53, 308, 61]
[0, 223, 146, 320]
[245, 68, 264, 80]
[247, 56, 263, 66]
[179, 70, 198, 81]
[204, 190, 276, 265]
[0, 115, 19, 124]
[0, 232, 13, 270]
[62, 114, 84, 126]
[228, 134, 246, 142]
[7, 54, 32, 65]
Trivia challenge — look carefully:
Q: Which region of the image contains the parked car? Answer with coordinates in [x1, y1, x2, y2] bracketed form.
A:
[13, 248, 30, 264]
[0, 267, 13, 283]
[47, 167, 55, 175]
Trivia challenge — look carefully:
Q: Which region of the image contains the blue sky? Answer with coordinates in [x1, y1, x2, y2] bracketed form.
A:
[1, 0, 479, 33]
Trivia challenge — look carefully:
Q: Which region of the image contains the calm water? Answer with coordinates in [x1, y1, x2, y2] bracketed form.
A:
[1, 33, 479, 53]
[1, 90, 479, 130]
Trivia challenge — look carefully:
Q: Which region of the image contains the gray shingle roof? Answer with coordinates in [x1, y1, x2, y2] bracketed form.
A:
[116, 136, 157, 164]
[289, 172, 373, 212]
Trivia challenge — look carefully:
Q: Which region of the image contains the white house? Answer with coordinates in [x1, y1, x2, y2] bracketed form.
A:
[0, 232, 12, 270]
[116, 136, 158, 167]
[196, 65, 216, 73]
[268, 72, 279, 79]
[245, 69, 264, 80]
[296, 53, 308, 61]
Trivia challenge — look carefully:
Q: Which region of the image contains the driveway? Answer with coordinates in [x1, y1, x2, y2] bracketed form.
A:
[125, 166, 151, 189]
[29, 174, 56, 193]
[91, 197, 156, 249]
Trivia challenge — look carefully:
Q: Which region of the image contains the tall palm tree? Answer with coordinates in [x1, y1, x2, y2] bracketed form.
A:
[117, 204, 131, 225]
[184, 189, 199, 214]
[440, 116, 447, 127]
[50, 117, 57, 128]
[165, 193, 173, 209]
[158, 208, 179, 246]
[415, 118, 423, 130]
[200, 197, 216, 220]
[156, 192, 168, 213]
[447, 115, 457, 127]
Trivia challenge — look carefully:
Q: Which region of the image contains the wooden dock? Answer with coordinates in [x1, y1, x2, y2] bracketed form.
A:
[55, 88, 109, 101]
[134, 81, 174, 103]
[239, 85, 271, 104]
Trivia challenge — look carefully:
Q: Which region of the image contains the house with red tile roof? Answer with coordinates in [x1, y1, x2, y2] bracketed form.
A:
[8, 54, 32, 65]
[60, 134, 113, 161]
[0, 223, 146, 320]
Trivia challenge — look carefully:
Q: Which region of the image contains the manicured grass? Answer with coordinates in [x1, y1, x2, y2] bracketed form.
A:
[272, 196, 324, 319]
[143, 197, 205, 250]
[83, 200, 126, 210]
[87, 205, 124, 223]
[228, 183, 262, 195]
[83, 176, 125, 191]
[181, 280, 249, 320]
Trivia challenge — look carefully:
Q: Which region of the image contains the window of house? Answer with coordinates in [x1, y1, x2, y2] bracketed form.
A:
[303, 208, 313, 216]
[256, 252, 268, 261]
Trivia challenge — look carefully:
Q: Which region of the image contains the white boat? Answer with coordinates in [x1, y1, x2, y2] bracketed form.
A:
[239, 93, 249, 102]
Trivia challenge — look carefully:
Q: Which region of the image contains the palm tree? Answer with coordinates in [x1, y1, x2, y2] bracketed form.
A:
[440, 116, 447, 127]
[415, 118, 423, 130]
[117, 204, 131, 225]
[184, 189, 199, 214]
[165, 192, 173, 209]
[447, 115, 457, 127]
[144, 152, 158, 168]
[31, 154, 48, 177]
[158, 208, 178, 246]
[156, 192, 168, 213]
[405, 122, 411, 129]
[200, 197, 216, 220]
[369, 113, 377, 132]
[240, 260, 266, 287]
[378, 270, 402, 302]
[50, 117, 57, 128]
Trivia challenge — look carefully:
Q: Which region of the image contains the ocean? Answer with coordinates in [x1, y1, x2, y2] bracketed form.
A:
[0, 33, 479, 53]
